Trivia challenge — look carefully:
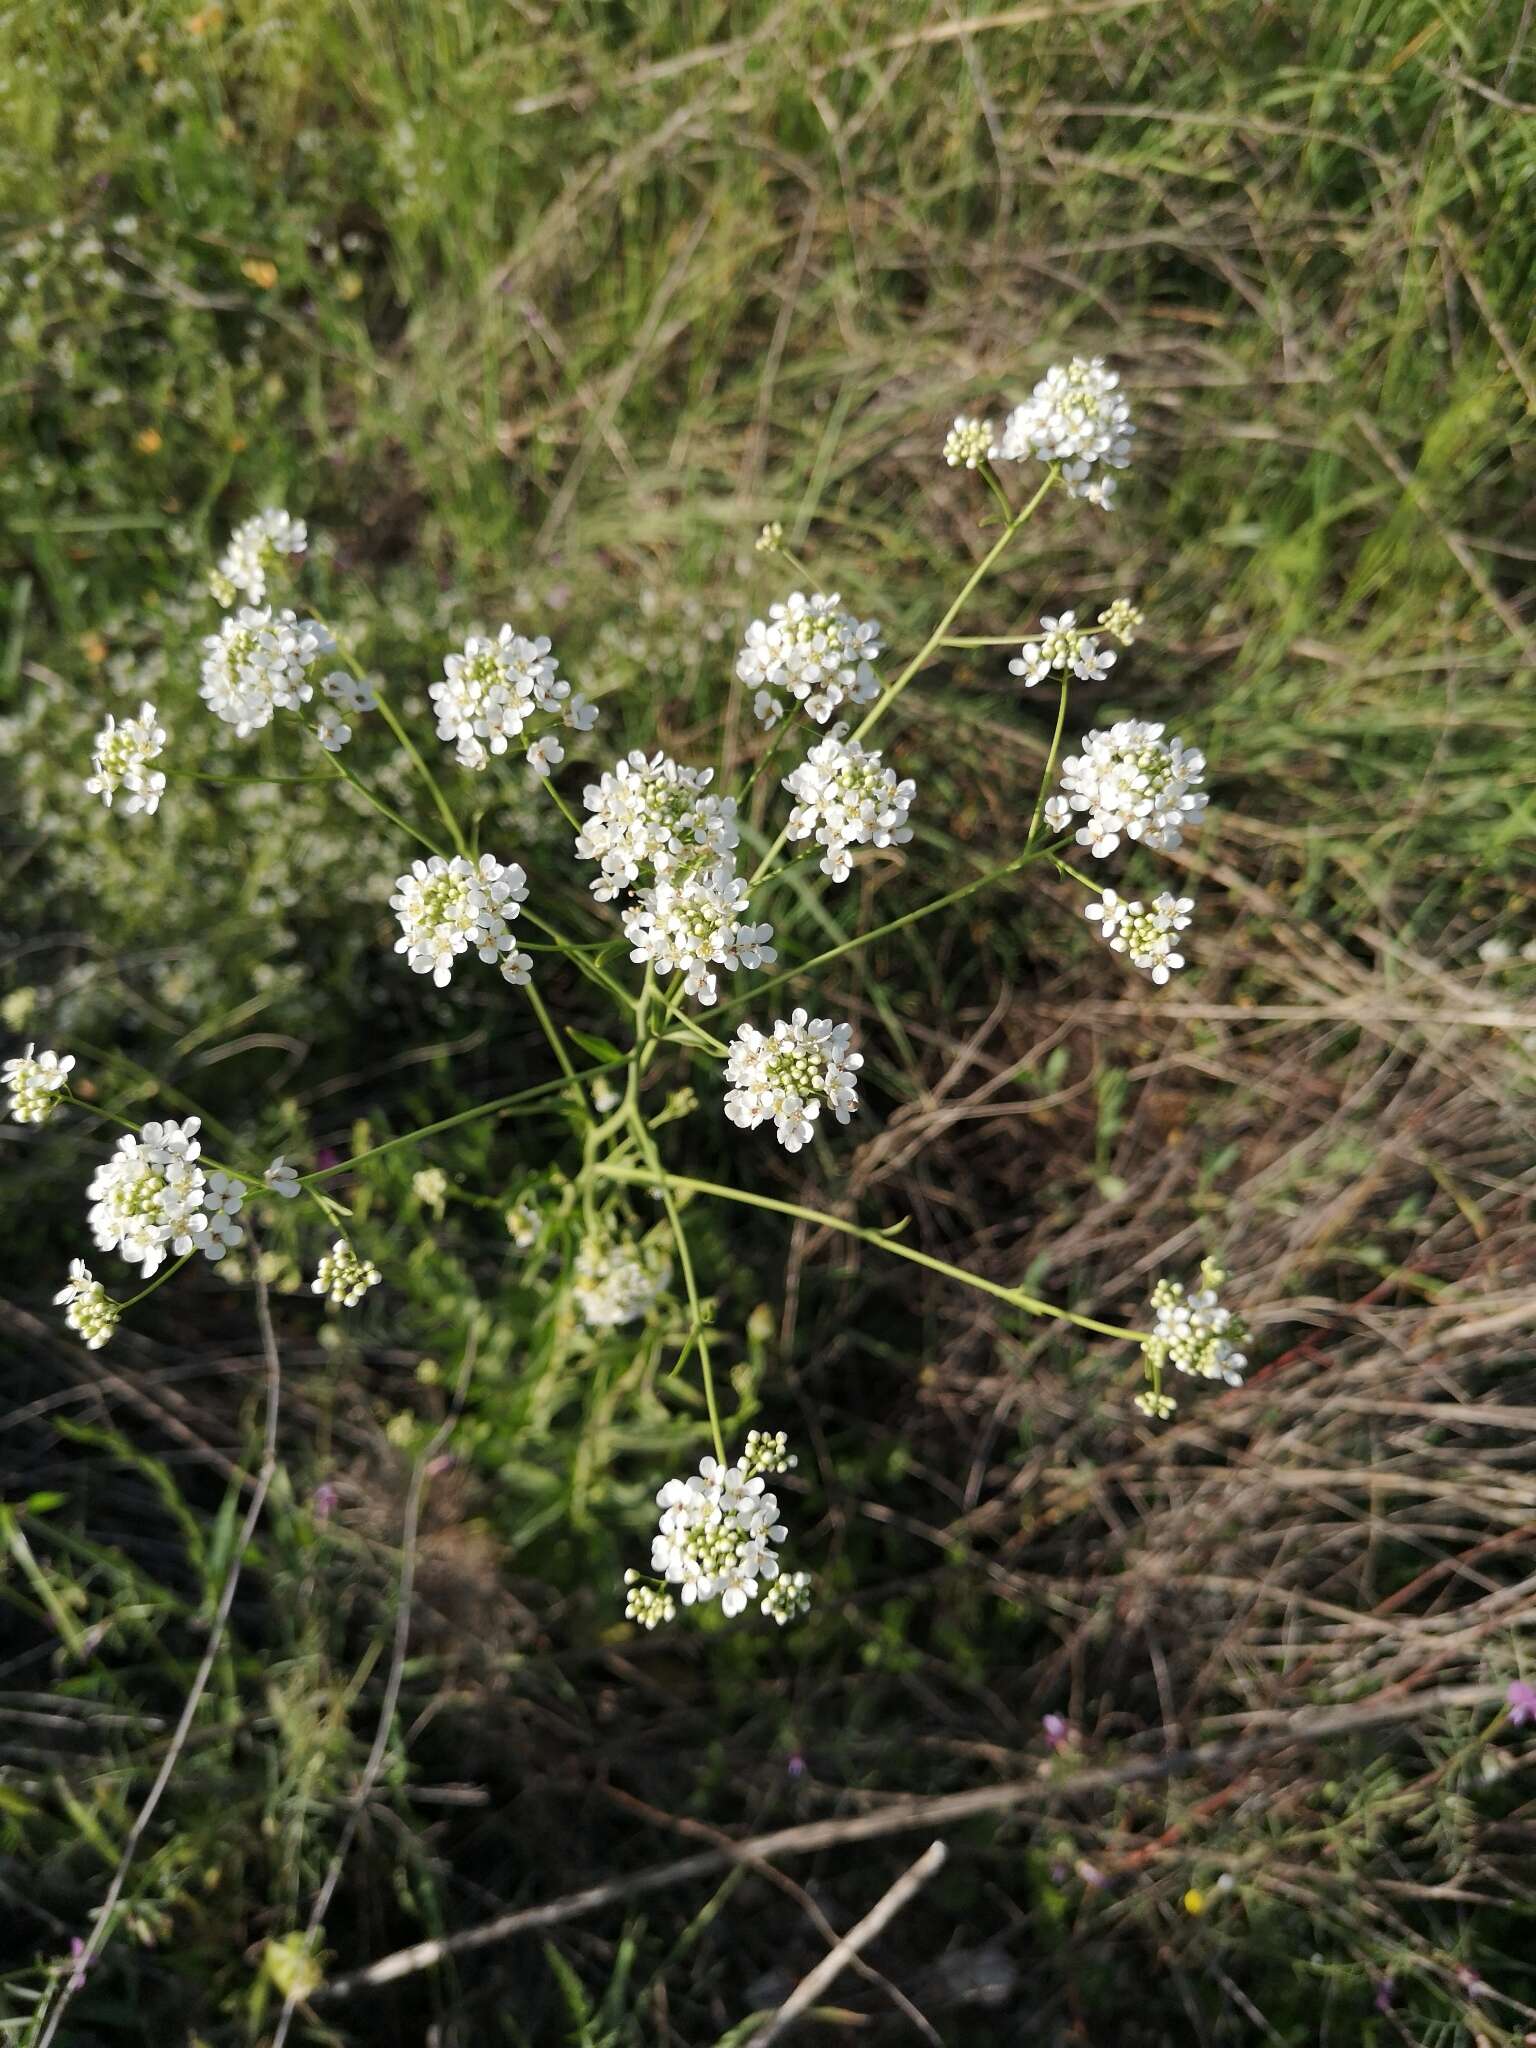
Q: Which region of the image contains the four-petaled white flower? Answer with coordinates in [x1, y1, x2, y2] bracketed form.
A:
[55, 1260, 120, 1349]
[724, 1010, 862, 1152]
[1009, 612, 1116, 689]
[575, 751, 738, 902]
[737, 592, 882, 728]
[622, 864, 775, 1006]
[1051, 720, 1206, 858]
[990, 356, 1135, 509]
[86, 1116, 244, 1277]
[632, 1435, 806, 1625]
[85, 701, 167, 814]
[1085, 889, 1193, 984]
[782, 728, 915, 882]
[5, 1045, 75, 1125]
[200, 607, 335, 736]
[390, 853, 530, 989]
[264, 1156, 301, 1200]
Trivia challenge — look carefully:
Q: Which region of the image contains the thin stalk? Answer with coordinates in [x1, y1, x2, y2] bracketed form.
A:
[313, 736, 446, 858]
[371, 688, 468, 858]
[1026, 675, 1071, 847]
[598, 1164, 1149, 1343]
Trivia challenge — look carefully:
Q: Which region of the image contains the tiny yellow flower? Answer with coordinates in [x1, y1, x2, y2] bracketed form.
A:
[134, 427, 162, 455]
[80, 631, 108, 665]
[1183, 1887, 1206, 1915]
[241, 257, 278, 289]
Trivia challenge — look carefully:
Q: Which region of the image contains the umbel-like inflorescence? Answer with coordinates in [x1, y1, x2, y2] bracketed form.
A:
[724, 1010, 862, 1152]
[630, 1429, 807, 1622]
[738, 592, 883, 728]
[1045, 719, 1207, 858]
[210, 508, 307, 607]
[991, 356, 1135, 509]
[1135, 1260, 1250, 1418]
[623, 865, 776, 1005]
[312, 1240, 381, 1308]
[390, 853, 531, 989]
[55, 1261, 119, 1350]
[5, 1044, 75, 1125]
[944, 416, 994, 469]
[1007, 600, 1142, 690]
[86, 1117, 245, 1277]
[429, 626, 596, 773]
[573, 1236, 671, 1328]
[85, 701, 166, 814]
[1085, 889, 1193, 985]
[575, 750, 739, 902]
[199, 607, 335, 736]
[782, 728, 915, 882]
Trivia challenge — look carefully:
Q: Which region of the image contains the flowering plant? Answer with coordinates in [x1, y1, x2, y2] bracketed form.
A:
[17, 357, 1252, 1629]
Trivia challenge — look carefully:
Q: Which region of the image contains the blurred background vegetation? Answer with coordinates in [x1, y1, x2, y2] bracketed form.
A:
[3, 0, 1535, 2041]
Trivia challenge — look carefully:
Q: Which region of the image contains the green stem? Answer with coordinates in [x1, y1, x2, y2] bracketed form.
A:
[372, 687, 468, 858]
[1026, 675, 1071, 848]
[597, 1164, 1149, 1343]
[117, 1251, 196, 1313]
[313, 731, 446, 857]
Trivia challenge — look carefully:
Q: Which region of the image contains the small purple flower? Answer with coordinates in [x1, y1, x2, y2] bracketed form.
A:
[315, 1146, 340, 1170]
[426, 1453, 457, 1479]
[786, 1752, 806, 1779]
[1506, 1679, 1536, 1727]
[1076, 1859, 1107, 1890]
[67, 1937, 89, 1993]
[1373, 1976, 1395, 2014]
[312, 1482, 339, 1521]
[1456, 1965, 1487, 2000]
[1042, 1713, 1071, 1751]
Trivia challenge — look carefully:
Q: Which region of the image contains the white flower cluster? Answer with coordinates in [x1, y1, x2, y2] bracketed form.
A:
[210, 508, 307, 606]
[55, 1260, 119, 1350]
[1136, 1260, 1250, 1418]
[429, 626, 596, 774]
[390, 853, 531, 989]
[577, 752, 773, 1005]
[86, 1117, 245, 1277]
[199, 607, 335, 736]
[623, 869, 776, 1006]
[724, 1009, 862, 1152]
[1044, 720, 1207, 858]
[991, 356, 1135, 509]
[1085, 889, 1193, 985]
[5, 1045, 75, 1125]
[85, 701, 166, 813]
[782, 728, 915, 882]
[738, 592, 883, 728]
[761, 1571, 813, 1625]
[313, 669, 377, 753]
[636, 1431, 804, 1620]
[573, 1236, 672, 1328]
[312, 1240, 381, 1307]
[1008, 606, 1137, 689]
[944, 416, 994, 469]
[575, 751, 739, 902]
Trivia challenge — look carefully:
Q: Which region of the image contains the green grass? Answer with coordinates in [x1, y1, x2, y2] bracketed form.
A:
[4, 1, 1536, 2042]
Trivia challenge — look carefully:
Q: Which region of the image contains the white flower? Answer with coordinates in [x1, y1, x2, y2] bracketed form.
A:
[944, 415, 994, 469]
[622, 864, 775, 1006]
[1140, 1259, 1249, 1390]
[623, 1575, 676, 1629]
[637, 1439, 799, 1620]
[782, 728, 915, 882]
[430, 626, 584, 770]
[1085, 889, 1193, 984]
[212, 508, 307, 605]
[573, 1236, 671, 1328]
[85, 1116, 243, 1277]
[390, 853, 530, 988]
[85, 701, 167, 814]
[506, 1198, 541, 1248]
[755, 521, 785, 555]
[526, 735, 563, 777]
[320, 668, 378, 715]
[5, 1044, 75, 1125]
[312, 1239, 380, 1308]
[263, 1156, 301, 1199]
[737, 592, 882, 727]
[55, 1260, 119, 1349]
[761, 1571, 813, 1624]
[575, 751, 739, 902]
[1133, 1388, 1177, 1420]
[990, 356, 1135, 508]
[1051, 719, 1207, 857]
[199, 607, 335, 736]
[1007, 611, 1115, 689]
[723, 1010, 862, 1152]
[1096, 598, 1144, 646]
[1042, 795, 1072, 834]
[314, 705, 351, 752]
